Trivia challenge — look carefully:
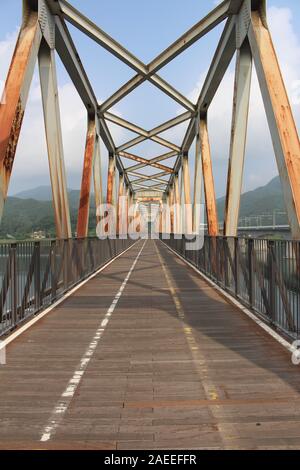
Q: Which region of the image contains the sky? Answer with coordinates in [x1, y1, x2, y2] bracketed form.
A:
[0, 0, 299, 200]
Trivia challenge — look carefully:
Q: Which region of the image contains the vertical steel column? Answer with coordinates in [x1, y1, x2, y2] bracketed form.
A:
[248, 10, 300, 239]
[182, 152, 192, 234]
[169, 184, 175, 233]
[77, 117, 97, 238]
[117, 172, 124, 235]
[173, 172, 181, 234]
[93, 134, 102, 224]
[180, 168, 185, 235]
[199, 117, 219, 236]
[0, 3, 41, 222]
[224, 40, 252, 236]
[193, 120, 202, 234]
[105, 152, 116, 235]
[39, 40, 72, 239]
[128, 189, 133, 230]
[106, 152, 116, 205]
[125, 184, 129, 236]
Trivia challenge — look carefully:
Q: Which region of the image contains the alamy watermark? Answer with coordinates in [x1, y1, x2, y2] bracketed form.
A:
[94, 200, 205, 251]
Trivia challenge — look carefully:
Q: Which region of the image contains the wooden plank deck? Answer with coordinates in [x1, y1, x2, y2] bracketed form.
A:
[0, 239, 300, 450]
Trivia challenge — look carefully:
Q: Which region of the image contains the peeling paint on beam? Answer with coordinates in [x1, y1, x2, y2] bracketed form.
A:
[77, 118, 97, 238]
[0, 7, 41, 221]
[248, 10, 300, 239]
[199, 118, 219, 236]
[119, 152, 173, 174]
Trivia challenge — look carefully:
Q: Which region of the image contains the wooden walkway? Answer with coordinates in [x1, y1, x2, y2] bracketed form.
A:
[0, 240, 300, 450]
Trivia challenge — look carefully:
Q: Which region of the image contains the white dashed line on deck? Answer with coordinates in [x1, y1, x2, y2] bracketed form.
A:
[40, 240, 147, 442]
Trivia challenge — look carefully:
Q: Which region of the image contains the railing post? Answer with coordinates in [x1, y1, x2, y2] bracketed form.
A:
[34, 241, 41, 311]
[234, 237, 239, 297]
[268, 240, 276, 323]
[63, 239, 69, 292]
[248, 238, 254, 308]
[50, 240, 56, 302]
[10, 243, 17, 327]
[224, 237, 229, 289]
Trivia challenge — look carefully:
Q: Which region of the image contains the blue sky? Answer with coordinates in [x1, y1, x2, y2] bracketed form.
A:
[0, 0, 299, 200]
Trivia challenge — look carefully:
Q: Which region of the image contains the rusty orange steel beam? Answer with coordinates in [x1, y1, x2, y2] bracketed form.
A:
[106, 153, 116, 205]
[182, 153, 192, 234]
[248, 10, 300, 239]
[199, 118, 219, 236]
[77, 118, 97, 238]
[119, 151, 173, 174]
[0, 6, 42, 219]
[117, 172, 124, 235]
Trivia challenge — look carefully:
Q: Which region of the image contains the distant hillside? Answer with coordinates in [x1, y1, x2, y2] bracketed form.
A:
[14, 186, 92, 210]
[217, 176, 287, 222]
[0, 194, 97, 239]
[1, 176, 288, 240]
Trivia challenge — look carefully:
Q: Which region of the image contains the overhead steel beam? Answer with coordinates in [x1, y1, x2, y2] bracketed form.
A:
[132, 182, 165, 191]
[128, 170, 170, 185]
[224, 39, 252, 236]
[53, 15, 133, 192]
[99, 0, 239, 112]
[100, 75, 147, 114]
[119, 151, 173, 173]
[127, 151, 178, 172]
[148, 0, 242, 74]
[112, 112, 188, 152]
[181, 16, 237, 154]
[52, 0, 194, 112]
[108, 113, 182, 153]
[55, 17, 97, 114]
[98, 117, 132, 190]
[104, 110, 191, 140]
[58, 0, 147, 73]
[248, 9, 300, 239]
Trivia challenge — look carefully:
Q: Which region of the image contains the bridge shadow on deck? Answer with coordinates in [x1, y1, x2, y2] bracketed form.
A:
[155, 241, 300, 393]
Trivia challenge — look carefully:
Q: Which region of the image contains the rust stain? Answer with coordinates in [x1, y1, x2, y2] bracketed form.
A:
[77, 125, 95, 238]
[2, 98, 24, 173]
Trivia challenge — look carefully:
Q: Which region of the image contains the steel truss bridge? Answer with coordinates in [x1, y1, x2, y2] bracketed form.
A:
[0, 0, 300, 450]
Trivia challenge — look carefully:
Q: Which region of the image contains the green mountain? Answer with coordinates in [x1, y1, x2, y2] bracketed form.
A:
[14, 187, 93, 210]
[217, 176, 287, 224]
[1, 176, 287, 240]
[0, 192, 97, 240]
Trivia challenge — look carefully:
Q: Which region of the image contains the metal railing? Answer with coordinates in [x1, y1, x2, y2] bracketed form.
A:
[161, 235, 300, 340]
[0, 237, 134, 337]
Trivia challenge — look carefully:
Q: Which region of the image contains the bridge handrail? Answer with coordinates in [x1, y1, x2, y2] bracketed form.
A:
[161, 234, 300, 341]
[0, 237, 134, 337]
